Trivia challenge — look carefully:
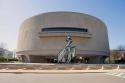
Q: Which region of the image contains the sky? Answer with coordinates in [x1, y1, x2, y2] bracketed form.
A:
[0, 0, 125, 51]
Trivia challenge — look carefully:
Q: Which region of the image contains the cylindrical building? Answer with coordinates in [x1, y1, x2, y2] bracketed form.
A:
[16, 12, 109, 63]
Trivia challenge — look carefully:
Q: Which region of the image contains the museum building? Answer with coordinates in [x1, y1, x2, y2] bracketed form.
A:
[16, 12, 110, 63]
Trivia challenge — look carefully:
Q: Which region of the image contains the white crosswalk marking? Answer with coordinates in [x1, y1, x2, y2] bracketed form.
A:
[116, 73, 124, 76]
[106, 72, 125, 78]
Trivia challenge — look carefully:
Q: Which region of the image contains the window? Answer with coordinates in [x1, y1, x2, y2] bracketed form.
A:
[42, 27, 88, 32]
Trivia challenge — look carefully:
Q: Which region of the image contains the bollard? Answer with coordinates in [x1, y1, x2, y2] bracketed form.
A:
[101, 66, 104, 70]
[117, 65, 119, 70]
[86, 65, 90, 70]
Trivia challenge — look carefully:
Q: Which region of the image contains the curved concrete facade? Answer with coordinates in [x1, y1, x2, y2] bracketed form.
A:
[17, 12, 109, 63]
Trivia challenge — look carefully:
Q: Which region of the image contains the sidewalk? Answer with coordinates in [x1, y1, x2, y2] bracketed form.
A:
[0, 69, 125, 73]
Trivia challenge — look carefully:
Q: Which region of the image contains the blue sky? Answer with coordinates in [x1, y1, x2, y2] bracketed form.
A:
[0, 0, 125, 50]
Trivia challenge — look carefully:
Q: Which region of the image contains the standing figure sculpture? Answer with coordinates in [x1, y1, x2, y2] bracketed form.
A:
[57, 35, 76, 63]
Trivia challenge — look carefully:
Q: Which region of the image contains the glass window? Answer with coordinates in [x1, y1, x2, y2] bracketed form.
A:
[42, 27, 88, 32]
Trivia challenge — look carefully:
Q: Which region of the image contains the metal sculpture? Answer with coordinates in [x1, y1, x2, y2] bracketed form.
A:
[57, 35, 76, 63]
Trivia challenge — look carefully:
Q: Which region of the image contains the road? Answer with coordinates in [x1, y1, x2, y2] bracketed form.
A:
[0, 73, 125, 83]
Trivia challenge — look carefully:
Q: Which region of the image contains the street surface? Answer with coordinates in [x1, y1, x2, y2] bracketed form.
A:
[0, 73, 125, 83]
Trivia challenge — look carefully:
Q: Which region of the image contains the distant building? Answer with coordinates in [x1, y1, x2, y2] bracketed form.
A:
[4, 50, 13, 58]
[0, 48, 5, 55]
[17, 12, 110, 63]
